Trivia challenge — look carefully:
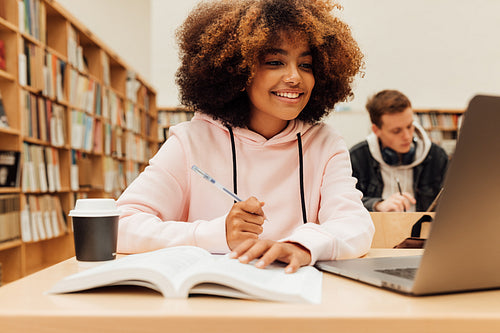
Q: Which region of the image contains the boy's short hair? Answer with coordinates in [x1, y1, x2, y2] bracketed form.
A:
[366, 90, 412, 128]
[175, 0, 364, 128]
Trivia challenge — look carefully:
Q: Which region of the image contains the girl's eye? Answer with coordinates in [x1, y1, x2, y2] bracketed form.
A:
[300, 63, 313, 70]
[266, 60, 283, 66]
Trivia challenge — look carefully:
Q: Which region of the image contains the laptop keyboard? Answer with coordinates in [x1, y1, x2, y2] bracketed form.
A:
[375, 267, 418, 280]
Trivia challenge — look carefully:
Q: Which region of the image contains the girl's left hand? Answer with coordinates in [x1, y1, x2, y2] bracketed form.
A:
[229, 239, 311, 273]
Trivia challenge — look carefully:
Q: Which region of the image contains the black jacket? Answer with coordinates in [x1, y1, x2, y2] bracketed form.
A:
[349, 140, 448, 211]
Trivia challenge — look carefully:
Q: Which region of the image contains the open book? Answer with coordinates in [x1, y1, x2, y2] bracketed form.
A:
[48, 246, 322, 304]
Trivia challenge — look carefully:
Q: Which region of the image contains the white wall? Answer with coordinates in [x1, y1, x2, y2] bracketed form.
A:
[150, 0, 198, 107]
[56, 0, 152, 82]
[56, 0, 500, 147]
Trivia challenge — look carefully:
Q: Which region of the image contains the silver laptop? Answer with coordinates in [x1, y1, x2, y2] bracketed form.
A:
[316, 95, 500, 295]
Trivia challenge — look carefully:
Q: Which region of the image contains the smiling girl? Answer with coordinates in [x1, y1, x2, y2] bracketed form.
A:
[116, 0, 374, 273]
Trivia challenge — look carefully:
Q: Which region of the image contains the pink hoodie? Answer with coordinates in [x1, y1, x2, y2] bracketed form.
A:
[116, 113, 374, 264]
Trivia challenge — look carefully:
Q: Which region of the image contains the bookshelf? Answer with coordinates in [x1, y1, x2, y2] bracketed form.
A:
[414, 109, 464, 156]
[0, 0, 158, 285]
[157, 106, 194, 144]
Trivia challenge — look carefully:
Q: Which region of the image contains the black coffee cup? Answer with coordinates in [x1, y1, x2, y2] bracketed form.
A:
[69, 199, 120, 261]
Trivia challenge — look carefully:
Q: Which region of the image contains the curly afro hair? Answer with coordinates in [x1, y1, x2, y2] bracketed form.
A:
[176, 0, 364, 128]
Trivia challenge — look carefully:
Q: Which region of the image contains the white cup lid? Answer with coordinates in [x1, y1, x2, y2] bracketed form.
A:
[69, 198, 121, 217]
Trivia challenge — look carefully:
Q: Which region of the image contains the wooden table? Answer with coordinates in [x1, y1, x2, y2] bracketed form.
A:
[1, 248, 499, 333]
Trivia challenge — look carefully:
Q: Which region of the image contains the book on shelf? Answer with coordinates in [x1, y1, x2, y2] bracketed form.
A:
[125, 101, 141, 133]
[43, 52, 67, 102]
[103, 156, 115, 193]
[94, 82, 102, 116]
[0, 194, 21, 243]
[50, 103, 66, 147]
[71, 109, 94, 151]
[48, 245, 322, 304]
[93, 119, 103, 154]
[0, 150, 20, 188]
[23, 40, 44, 90]
[70, 150, 79, 191]
[35, 144, 48, 192]
[44, 146, 61, 192]
[126, 159, 140, 186]
[69, 69, 96, 113]
[102, 52, 110, 86]
[103, 122, 112, 156]
[101, 87, 110, 120]
[19, 0, 44, 41]
[21, 143, 35, 192]
[126, 70, 140, 103]
[76, 153, 92, 188]
[21, 144, 62, 192]
[21, 194, 66, 243]
[21, 91, 66, 144]
[0, 90, 8, 128]
[0, 39, 6, 71]
[18, 52, 27, 86]
[109, 90, 125, 127]
[28, 195, 45, 240]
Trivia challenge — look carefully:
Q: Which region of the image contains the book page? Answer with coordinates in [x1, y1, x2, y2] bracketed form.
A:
[181, 255, 322, 304]
[48, 246, 213, 297]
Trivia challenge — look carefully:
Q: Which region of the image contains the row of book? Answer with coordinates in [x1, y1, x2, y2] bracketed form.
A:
[125, 101, 142, 134]
[17, 0, 118, 103]
[68, 68, 102, 114]
[70, 110, 124, 158]
[21, 90, 66, 147]
[157, 110, 194, 141]
[22, 143, 61, 193]
[20, 88, 139, 158]
[43, 51, 66, 102]
[19, 39, 44, 89]
[20, 194, 67, 243]
[16, 141, 145, 195]
[71, 109, 94, 151]
[18, 0, 46, 42]
[17, 41, 130, 119]
[416, 112, 463, 130]
[158, 110, 194, 128]
[125, 132, 148, 163]
[138, 85, 151, 112]
[0, 194, 20, 243]
[67, 24, 86, 73]
[104, 156, 127, 198]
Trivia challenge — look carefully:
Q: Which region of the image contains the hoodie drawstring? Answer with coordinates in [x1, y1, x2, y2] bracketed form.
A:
[296, 133, 307, 223]
[227, 126, 238, 202]
[227, 127, 307, 224]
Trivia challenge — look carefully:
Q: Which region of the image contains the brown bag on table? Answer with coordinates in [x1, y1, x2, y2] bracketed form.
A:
[394, 214, 433, 249]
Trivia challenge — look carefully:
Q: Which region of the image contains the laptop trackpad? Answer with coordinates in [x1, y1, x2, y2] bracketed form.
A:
[316, 255, 422, 293]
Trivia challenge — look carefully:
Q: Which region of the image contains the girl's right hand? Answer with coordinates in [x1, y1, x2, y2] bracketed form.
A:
[225, 197, 266, 250]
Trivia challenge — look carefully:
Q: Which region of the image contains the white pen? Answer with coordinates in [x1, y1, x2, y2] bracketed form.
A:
[191, 165, 243, 202]
[395, 177, 406, 212]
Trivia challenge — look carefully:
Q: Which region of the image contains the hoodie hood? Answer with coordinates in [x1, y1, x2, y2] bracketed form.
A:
[193, 113, 317, 147]
[366, 121, 432, 169]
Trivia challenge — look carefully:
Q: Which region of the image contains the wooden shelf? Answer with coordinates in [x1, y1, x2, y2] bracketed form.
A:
[157, 107, 194, 144]
[0, 239, 22, 251]
[414, 108, 465, 156]
[0, 0, 157, 285]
